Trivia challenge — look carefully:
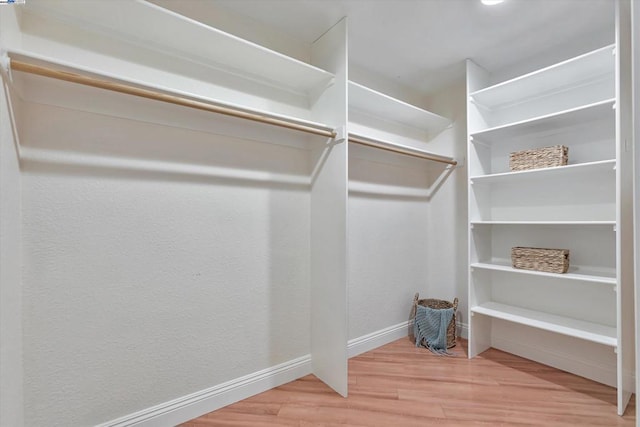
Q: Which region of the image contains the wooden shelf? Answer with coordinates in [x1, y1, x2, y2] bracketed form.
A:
[471, 302, 617, 347]
[23, 0, 335, 95]
[469, 45, 615, 110]
[348, 81, 450, 137]
[470, 261, 616, 285]
[470, 99, 615, 145]
[469, 159, 615, 185]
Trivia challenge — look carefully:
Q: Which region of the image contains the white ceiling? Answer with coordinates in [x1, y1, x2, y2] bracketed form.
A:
[158, 0, 615, 95]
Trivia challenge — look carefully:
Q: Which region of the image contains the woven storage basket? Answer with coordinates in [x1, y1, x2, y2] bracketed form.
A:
[410, 293, 458, 348]
[509, 145, 568, 171]
[511, 247, 569, 274]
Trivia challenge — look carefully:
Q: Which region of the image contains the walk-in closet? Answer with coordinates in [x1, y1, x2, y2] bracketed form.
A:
[0, 1, 637, 426]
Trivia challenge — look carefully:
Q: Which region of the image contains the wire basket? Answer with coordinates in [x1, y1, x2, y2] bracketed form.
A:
[410, 293, 458, 348]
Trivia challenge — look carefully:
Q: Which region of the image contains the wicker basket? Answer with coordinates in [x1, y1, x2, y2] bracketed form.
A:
[511, 247, 569, 274]
[410, 293, 458, 348]
[509, 145, 568, 171]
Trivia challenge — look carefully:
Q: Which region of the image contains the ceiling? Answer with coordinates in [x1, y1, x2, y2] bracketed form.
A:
[157, 0, 615, 96]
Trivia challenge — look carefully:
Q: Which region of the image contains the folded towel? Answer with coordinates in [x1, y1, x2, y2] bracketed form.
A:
[414, 304, 454, 355]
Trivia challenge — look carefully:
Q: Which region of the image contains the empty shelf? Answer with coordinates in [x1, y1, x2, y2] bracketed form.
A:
[469, 45, 615, 110]
[470, 99, 615, 144]
[23, 0, 335, 95]
[348, 81, 450, 136]
[471, 302, 617, 347]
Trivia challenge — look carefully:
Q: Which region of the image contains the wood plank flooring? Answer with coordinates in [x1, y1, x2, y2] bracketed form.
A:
[181, 338, 635, 426]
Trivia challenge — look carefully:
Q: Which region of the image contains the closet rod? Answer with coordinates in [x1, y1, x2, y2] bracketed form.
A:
[348, 135, 457, 165]
[9, 59, 337, 139]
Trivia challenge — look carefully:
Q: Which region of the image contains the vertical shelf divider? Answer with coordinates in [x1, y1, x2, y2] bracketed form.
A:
[614, 0, 635, 415]
[309, 17, 349, 397]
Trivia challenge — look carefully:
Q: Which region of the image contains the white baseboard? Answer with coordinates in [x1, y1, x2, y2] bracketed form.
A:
[97, 355, 312, 427]
[99, 322, 425, 427]
[491, 335, 617, 388]
[458, 322, 469, 340]
[348, 321, 410, 358]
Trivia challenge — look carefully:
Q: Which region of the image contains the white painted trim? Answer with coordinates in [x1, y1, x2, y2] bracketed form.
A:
[348, 321, 411, 358]
[458, 322, 469, 340]
[491, 335, 617, 388]
[97, 355, 311, 427]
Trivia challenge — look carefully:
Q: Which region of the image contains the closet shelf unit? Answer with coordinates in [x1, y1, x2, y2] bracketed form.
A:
[17, 0, 339, 131]
[467, 8, 633, 415]
[347, 81, 454, 163]
[22, 0, 335, 96]
[5, 49, 336, 139]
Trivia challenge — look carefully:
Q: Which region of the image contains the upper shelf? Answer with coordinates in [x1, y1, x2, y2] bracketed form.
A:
[469, 45, 615, 110]
[6, 50, 335, 140]
[22, 0, 335, 96]
[348, 81, 451, 137]
[470, 99, 616, 145]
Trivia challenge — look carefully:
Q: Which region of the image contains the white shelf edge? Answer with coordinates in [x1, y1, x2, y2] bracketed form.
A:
[348, 132, 456, 164]
[470, 262, 617, 285]
[348, 81, 451, 135]
[470, 302, 617, 347]
[470, 98, 616, 140]
[469, 44, 615, 100]
[469, 159, 616, 183]
[6, 49, 335, 135]
[470, 221, 616, 226]
[22, 0, 335, 95]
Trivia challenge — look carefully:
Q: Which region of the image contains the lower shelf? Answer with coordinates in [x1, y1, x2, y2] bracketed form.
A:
[470, 302, 617, 347]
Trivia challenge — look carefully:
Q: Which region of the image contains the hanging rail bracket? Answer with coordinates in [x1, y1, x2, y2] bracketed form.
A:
[334, 125, 347, 143]
[0, 51, 12, 83]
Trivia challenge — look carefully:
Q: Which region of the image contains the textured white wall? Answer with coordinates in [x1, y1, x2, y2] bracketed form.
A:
[0, 7, 24, 427]
[0, 67, 23, 427]
[348, 147, 430, 340]
[20, 102, 312, 426]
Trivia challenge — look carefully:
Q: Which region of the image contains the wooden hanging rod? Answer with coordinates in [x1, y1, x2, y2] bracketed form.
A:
[9, 59, 337, 139]
[348, 135, 457, 165]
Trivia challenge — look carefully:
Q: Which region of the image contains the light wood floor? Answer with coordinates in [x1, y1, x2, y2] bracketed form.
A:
[181, 338, 635, 426]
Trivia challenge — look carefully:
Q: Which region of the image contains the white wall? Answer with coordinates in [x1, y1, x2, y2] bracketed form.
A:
[19, 101, 313, 426]
[0, 7, 24, 427]
[348, 147, 430, 340]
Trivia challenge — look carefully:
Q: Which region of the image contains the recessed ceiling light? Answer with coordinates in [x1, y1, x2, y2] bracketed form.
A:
[481, 0, 505, 5]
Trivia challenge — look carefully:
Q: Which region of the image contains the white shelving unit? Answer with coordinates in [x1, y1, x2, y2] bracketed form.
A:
[348, 81, 451, 150]
[467, 7, 634, 415]
[22, 0, 335, 96]
[16, 0, 335, 122]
